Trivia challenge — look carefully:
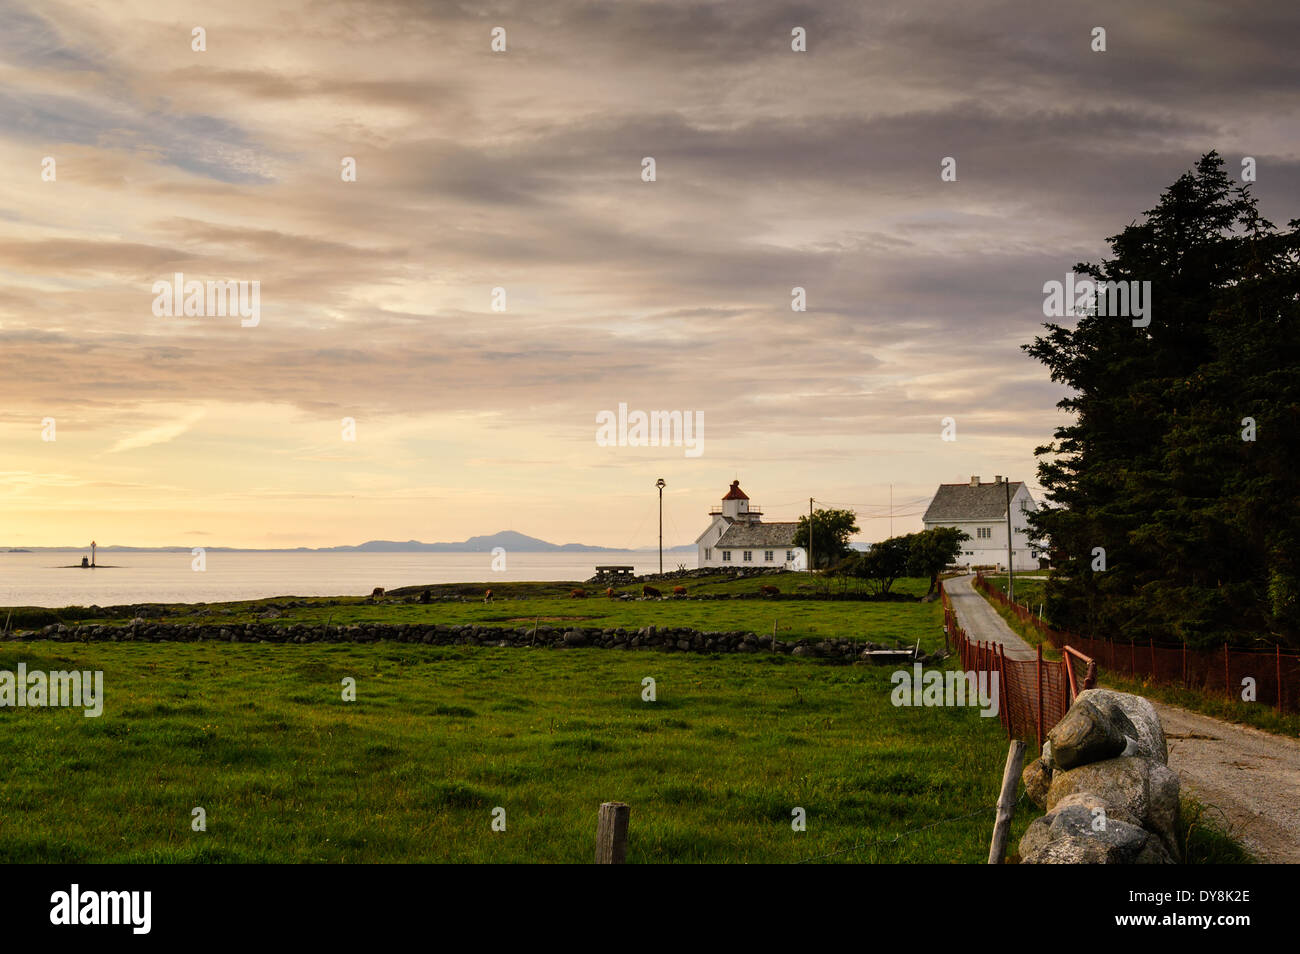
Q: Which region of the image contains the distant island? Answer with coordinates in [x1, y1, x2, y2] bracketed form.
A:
[1, 530, 697, 554]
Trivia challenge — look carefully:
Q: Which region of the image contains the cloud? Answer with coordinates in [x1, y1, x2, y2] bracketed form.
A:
[106, 409, 205, 454]
[1, 0, 1296, 545]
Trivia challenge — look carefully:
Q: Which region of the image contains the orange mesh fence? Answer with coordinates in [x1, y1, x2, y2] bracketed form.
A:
[939, 581, 1092, 748]
[972, 572, 1300, 713]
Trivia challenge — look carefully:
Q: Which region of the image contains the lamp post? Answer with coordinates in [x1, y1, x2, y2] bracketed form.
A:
[91, 540, 96, 568]
[656, 479, 666, 574]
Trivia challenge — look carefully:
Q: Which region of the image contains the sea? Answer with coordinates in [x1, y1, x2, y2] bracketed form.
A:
[0, 550, 694, 608]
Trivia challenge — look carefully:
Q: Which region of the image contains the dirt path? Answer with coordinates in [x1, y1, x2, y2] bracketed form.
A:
[943, 574, 1036, 660]
[946, 574, 1300, 862]
[1155, 704, 1300, 862]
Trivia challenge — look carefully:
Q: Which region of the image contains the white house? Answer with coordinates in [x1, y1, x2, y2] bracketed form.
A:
[696, 480, 806, 570]
[921, 475, 1044, 571]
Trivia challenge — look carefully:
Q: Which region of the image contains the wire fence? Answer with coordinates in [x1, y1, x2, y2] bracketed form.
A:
[793, 792, 1026, 864]
[973, 573, 1300, 714]
[940, 580, 1094, 748]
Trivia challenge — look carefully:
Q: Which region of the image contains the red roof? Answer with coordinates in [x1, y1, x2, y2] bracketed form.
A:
[721, 480, 749, 500]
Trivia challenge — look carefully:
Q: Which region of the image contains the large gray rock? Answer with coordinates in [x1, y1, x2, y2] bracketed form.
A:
[1074, 688, 1168, 764]
[1047, 756, 1181, 861]
[1022, 756, 1053, 809]
[1048, 698, 1128, 770]
[1020, 797, 1164, 864]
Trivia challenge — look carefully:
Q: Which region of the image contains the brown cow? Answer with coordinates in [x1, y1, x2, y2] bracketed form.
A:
[642, 585, 662, 598]
[370, 587, 385, 601]
[605, 587, 616, 599]
[672, 586, 687, 597]
[760, 584, 780, 597]
[570, 588, 587, 598]
[484, 588, 493, 604]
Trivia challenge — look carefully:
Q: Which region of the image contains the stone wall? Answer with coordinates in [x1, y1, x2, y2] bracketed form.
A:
[10, 619, 947, 665]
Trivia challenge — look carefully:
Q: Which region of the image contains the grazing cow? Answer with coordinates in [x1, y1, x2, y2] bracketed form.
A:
[606, 587, 616, 599]
[370, 587, 385, 600]
[760, 584, 780, 597]
[672, 586, 687, 597]
[642, 584, 662, 598]
[570, 588, 588, 598]
[484, 588, 493, 604]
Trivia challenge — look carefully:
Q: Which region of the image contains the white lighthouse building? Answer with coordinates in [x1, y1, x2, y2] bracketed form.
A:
[695, 480, 805, 570]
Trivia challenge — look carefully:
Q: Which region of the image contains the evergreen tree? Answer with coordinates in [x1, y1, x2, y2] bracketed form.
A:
[1025, 152, 1300, 648]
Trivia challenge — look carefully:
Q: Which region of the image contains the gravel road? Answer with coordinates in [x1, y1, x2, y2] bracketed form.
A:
[945, 574, 1300, 862]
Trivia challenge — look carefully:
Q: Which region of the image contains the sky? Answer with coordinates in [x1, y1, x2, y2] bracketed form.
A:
[1, 0, 1297, 549]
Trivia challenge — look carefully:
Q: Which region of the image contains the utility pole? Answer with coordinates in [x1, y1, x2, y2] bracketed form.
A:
[808, 497, 814, 572]
[889, 484, 893, 537]
[1005, 479, 1014, 602]
[656, 478, 666, 574]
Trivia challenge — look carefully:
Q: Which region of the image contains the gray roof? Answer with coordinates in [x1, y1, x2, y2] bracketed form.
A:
[715, 522, 799, 548]
[923, 482, 1025, 522]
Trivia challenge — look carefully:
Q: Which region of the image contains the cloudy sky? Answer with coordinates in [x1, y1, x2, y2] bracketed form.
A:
[1, 0, 1297, 548]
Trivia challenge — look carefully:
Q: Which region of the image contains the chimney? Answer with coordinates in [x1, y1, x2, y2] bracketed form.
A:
[969, 476, 980, 487]
[994, 475, 1003, 484]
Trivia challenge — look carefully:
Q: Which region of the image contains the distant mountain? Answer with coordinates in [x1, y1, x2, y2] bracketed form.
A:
[4, 531, 634, 553]
[321, 531, 622, 553]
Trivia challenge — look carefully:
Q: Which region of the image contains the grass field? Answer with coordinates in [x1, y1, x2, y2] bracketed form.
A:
[0, 641, 1040, 863]
[0, 574, 1246, 862]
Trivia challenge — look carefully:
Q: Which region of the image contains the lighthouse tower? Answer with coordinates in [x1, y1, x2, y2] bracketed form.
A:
[717, 480, 760, 523]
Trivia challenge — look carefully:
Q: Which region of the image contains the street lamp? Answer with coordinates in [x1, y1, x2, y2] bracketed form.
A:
[656, 478, 666, 574]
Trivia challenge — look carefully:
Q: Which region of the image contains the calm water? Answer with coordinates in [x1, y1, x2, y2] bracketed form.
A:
[0, 550, 693, 607]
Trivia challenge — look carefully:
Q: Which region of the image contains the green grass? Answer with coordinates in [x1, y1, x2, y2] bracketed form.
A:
[0, 639, 1036, 863]
[982, 576, 1048, 615]
[1180, 797, 1258, 864]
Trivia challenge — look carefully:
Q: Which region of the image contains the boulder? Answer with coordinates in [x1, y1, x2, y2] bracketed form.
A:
[1048, 698, 1127, 770]
[1022, 756, 1053, 809]
[1047, 756, 1181, 861]
[1073, 689, 1167, 764]
[1021, 792, 1174, 864]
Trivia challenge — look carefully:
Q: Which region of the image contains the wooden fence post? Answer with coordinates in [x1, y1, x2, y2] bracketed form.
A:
[596, 802, 630, 864]
[988, 740, 1027, 865]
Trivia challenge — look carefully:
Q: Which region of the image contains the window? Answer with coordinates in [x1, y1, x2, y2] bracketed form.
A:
[764, 550, 774, 562]
[743, 550, 753, 562]
[704, 549, 712, 561]
[722, 550, 732, 562]
[786, 550, 794, 560]
[976, 527, 992, 539]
